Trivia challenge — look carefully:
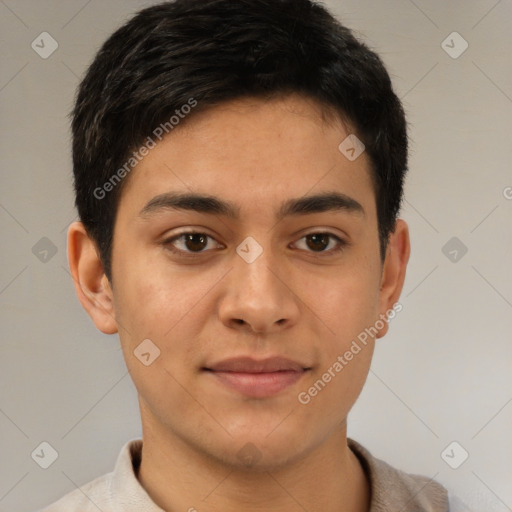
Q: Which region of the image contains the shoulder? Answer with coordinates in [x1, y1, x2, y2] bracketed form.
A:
[348, 438, 449, 512]
[36, 439, 144, 512]
[36, 472, 114, 512]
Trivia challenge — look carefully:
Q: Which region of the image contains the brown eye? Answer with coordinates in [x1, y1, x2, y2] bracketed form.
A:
[164, 232, 221, 255]
[305, 233, 331, 252]
[182, 233, 208, 252]
[294, 232, 346, 254]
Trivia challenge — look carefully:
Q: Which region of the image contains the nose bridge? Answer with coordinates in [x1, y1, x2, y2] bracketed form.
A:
[219, 235, 299, 333]
[235, 236, 281, 299]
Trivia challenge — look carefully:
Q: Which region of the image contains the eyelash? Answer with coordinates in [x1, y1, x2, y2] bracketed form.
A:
[162, 231, 347, 258]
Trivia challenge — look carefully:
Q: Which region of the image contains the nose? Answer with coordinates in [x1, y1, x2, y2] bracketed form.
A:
[218, 243, 300, 335]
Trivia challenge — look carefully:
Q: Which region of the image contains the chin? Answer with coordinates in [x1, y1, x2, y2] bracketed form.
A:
[207, 430, 312, 472]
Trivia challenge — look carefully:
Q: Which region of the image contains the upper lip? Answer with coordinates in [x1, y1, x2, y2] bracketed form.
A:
[205, 356, 310, 373]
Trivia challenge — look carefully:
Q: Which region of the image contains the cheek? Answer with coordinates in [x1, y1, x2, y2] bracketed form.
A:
[310, 266, 381, 343]
[303, 347, 374, 425]
[111, 259, 216, 385]
[112, 274, 205, 416]
[296, 320, 375, 423]
[302, 258, 380, 408]
[112, 254, 200, 340]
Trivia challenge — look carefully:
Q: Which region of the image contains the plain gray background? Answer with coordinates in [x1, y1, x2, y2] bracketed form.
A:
[1, 1, 511, 511]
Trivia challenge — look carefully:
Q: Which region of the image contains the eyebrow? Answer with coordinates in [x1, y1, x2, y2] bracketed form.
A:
[139, 191, 365, 220]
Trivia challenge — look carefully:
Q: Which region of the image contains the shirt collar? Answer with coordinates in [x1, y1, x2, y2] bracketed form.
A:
[110, 438, 447, 512]
[110, 438, 165, 511]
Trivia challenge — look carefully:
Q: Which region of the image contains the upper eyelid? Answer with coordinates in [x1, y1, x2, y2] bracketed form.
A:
[165, 231, 224, 245]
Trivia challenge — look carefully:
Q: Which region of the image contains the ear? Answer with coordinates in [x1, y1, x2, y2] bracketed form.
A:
[67, 221, 118, 334]
[375, 219, 410, 339]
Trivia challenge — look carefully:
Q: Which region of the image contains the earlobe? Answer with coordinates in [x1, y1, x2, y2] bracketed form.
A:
[67, 221, 118, 335]
[375, 219, 411, 339]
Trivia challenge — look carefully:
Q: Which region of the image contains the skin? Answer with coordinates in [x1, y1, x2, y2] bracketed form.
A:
[68, 94, 410, 512]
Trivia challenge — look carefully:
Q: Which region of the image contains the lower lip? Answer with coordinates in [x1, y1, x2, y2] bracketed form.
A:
[207, 370, 307, 398]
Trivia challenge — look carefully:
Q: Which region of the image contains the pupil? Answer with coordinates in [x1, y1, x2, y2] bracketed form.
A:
[185, 234, 207, 251]
[307, 234, 329, 251]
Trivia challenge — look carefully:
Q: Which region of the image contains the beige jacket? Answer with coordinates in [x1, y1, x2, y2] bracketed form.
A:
[38, 438, 457, 511]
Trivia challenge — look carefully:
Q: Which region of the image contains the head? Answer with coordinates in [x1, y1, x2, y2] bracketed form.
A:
[68, 0, 410, 470]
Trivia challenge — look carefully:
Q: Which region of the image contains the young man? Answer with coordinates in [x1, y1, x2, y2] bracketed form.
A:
[40, 0, 455, 510]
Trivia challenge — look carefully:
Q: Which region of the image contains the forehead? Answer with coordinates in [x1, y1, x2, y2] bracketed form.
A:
[118, 95, 376, 221]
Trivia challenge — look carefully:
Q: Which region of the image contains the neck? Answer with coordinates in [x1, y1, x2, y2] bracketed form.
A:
[137, 417, 370, 512]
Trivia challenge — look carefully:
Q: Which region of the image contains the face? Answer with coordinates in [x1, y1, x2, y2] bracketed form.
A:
[84, 95, 408, 469]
